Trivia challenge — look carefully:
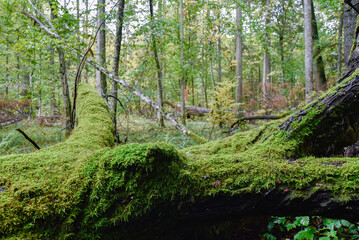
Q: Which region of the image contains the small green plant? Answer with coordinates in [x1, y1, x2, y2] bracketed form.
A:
[264, 216, 359, 240]
[207, 81, 239, 128]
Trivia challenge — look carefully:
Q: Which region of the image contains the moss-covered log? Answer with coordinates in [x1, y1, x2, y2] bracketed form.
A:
[1, 83, 359, 239]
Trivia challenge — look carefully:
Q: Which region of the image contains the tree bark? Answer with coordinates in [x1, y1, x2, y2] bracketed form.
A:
[179, 0, 186, 125]
[96, 0, 107, 96]
[262, 0, 271, 106]
[149, 0, 165, 127]
[217, 27, 222, 84]
[84, 0, 89, 83]
[304, 0, 313, 102]
[235, 5, 243, 118]
[50, 45, 56, 116]
[5, 39, 9, 96]
[338, 6, 344, 76]
[344, 0, 358, 64]
[311, 0, 326, 91]
[110, 0, 125, 140]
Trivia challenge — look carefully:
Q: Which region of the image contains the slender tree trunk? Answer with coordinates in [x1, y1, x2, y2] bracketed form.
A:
[5, 40, 9, 96]
[209, 45, 215, 90]
[338, 6, 344, 76]
[311, 0, 326, 91]
[38, 51, 42, 117]
[84, 0, 89, 83]
[49, 3, 73, 128]
[201, 44, 205, 107]
[57, 47, 72, 127]
[149, 0, 165, 127]
[110, 0, 125, 141]
[50, 46, 56, 116]
[76, 0, 81, 83]
[179, 0, 186, 125]
[96, 0, 107, 96]
[262, 0, 271, 106]
[217, 27, 222, 84]
[235, 5, 243, 118]
[304, 0, 313, 102]
[343, 0, 358, 64]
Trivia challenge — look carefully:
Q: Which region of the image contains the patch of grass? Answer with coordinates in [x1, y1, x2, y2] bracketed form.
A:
[117, 114, 231, 149]
[0, 121, 62, 156]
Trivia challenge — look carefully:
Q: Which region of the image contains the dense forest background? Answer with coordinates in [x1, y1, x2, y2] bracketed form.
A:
[0, 0, 349, 129]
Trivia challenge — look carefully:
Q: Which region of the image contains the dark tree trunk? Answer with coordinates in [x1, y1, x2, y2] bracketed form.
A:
[344, 0, 358, 64]
[311, 0, 327, 91]
[149, 0, 165, 127]
[111, 0, 125, 140]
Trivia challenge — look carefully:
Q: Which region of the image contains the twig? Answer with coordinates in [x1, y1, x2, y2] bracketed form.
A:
[16, 128, 41, 150]
[344, 0, 359, 14]
[105, 94, 125, 111]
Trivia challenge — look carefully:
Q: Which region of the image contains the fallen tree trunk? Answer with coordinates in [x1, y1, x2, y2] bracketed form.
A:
[164, 101, 210, 117]
[1, 80, 359, 239]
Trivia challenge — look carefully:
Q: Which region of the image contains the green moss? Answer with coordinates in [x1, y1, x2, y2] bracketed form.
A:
[0, 84, 114, 239]
[1, 84, 359, 239]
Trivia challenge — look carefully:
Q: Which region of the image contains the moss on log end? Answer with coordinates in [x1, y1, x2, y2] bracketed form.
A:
[0, 84, 114, 239]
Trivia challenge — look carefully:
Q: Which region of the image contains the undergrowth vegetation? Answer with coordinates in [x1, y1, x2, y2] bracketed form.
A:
[0, 122, 62, 156]
[116, 113, 243, 149]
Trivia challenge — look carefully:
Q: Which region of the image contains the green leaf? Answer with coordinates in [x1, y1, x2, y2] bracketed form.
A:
[294, 227, 316, 240]
[263, 233, 276, 240]
[267, 221, 275, 232]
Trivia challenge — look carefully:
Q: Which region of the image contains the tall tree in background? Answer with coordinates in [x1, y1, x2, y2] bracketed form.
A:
[343, 0, 358, 64]
[304, 0, 313, 102]
[149, 0, 164, 127]
[49, 0, 73, 128]
[96, 0, 107, 96]
[311, 0, 326, 91]
[262, 0, 271, 107]
[179, 0, 186, 125]
[111, 0, 125, 140]
[338, 5, 343, 76]
[235, 4, 243, 118]
[84, 0, 89, 83]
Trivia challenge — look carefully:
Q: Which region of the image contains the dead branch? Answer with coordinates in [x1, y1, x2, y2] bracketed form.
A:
[16, 128, 41, 150]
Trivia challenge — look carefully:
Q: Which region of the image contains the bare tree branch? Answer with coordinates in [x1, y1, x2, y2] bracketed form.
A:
[21, 11, 60, 39]
[27, 0, 56, 32]
[16, 128, 41, 150]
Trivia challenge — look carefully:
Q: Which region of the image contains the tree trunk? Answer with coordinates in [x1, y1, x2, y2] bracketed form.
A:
[304, 0, 313, 102]
[262, 0, 271, 106]
[149, 0, 165, 127]
[84, 0, 89, 83]
[110, 0, 125, 140]
[5, 39, 9, 96]
[338, 6, 344, 76]
[217, 27, 222, 85]
[50, 45, 56, 116]
[311, 0, 326, 91]
[343, 0, 358, 64]
[235, 5, 243, 118]
[179, 0, 186, 125]
[96, 0, 107, 96]
[57, 46, 73, 127]
[49, 4, 72, 128]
